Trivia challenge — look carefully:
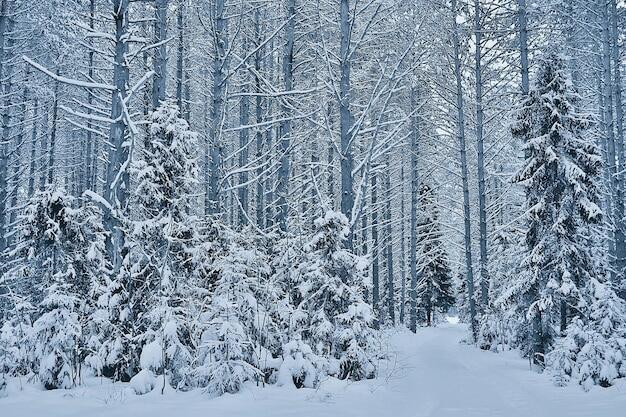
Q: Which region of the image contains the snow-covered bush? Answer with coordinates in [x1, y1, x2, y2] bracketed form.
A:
[130, 369, 158, 395]
[335, 300, 377, 380]
[0, 301, 33, 379]
[31, 282, 80, 390]
[547, 280, 626, 390]
[192, 239, 269, 395]
[298, 211, 377, 381]
[2, 189, 107, 389]
[277, 336, 323, 389]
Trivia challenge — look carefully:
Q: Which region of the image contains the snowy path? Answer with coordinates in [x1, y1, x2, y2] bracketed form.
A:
[3, 323, 626, 417]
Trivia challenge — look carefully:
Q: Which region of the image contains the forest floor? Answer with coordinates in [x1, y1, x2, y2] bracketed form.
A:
[3, 322, 626, 417]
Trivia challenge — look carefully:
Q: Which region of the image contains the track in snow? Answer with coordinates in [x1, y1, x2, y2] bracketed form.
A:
[3, 323, 626, 417]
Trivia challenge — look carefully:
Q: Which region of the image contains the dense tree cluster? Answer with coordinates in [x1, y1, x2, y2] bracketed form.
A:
[0, 0, 625, 396]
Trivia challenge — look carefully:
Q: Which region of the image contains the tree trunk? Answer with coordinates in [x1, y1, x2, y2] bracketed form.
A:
[104, 0, 131, 273]
[409, 87, 420, 333]
[176, 0, 184, 113]
[371, 169, 380, 329]
[610, 0, 626, 292]
[384, 156, 395, 325]
[399, 154, 406, 325]
[27, 99, 39, 198]
[339, 0, 354, 248]
[152, 0, 168, 109]
[452, 0, 478, 340]
[207, 0, 227, 216]
[474, 0, 489, 310]
[238, 37, 250, 225]
[276, 0, 296, 233]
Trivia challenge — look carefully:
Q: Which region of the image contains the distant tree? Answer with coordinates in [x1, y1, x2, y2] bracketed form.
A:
[416, 185, 455, 326]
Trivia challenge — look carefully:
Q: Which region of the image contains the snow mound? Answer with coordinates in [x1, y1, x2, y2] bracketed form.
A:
[129, 369, 157, 395]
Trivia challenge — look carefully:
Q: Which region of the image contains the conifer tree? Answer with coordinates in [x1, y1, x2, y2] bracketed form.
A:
[192, 235, 271, 395]
[512, 52, 603, 366]
[3, 189, 106, 389]
[416, 185, 455, 326]
[297, 211, 377, 381]
[128, 101, 198, 388]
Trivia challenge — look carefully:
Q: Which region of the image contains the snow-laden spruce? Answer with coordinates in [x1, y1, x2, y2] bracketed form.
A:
[415, 184, 455, 327]
[296, 211, 377, 381]
[1, 189, 106, 389]
[106, 101, 198, 386]
[477, 51, 626, 390]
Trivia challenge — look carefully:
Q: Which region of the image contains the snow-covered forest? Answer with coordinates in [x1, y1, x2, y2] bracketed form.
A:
[1, 0, 626, 415]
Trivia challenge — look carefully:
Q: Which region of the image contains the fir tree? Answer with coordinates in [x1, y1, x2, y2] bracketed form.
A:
[3, 189, 106, 388]
[512, 52, 603, 366]
[416, 184, 455, 326]
[192, 236, 270, 395]
[125, 101, 199, 388]
[297, 211, 377, 381]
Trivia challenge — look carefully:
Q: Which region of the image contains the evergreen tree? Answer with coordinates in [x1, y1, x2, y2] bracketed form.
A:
[192, 235, 271, 396]
[512, 52, 603, 366]
[297, 211, 377, 381]
[416, 184, 455, 326]
[2, 189, 106, 389]
[547, 279, 626, 390]
[478, 228, 526, 351]
[127, 101, 198, 388]
[31, 280, 80, 390]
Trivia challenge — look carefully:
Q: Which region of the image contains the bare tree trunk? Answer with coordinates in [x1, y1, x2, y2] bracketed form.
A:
[339, 0, 354, 248]
[452, 0, 478, 340]
[474, 0, 489, 310]
[371, 169, 380, 329]
[399, 154, 406, 325]
[39, 107, 48, 192]
[152, 0, 168, 109]
[207, 0, 227, 216]
[409, 87, 420, 333]
[610, 0, 626, 291]
[276, 0, 296, 233]
[104, 0, 132, 273]
[0, 15, 15, 254]
[238, 37, 250, 225]
[384, 156, 395, 325]
[27, 99, 39, 198]
[47, 75, 60, 186]
[601, 0, 625, 284]
[176, 0, 184, 112]
[254, 7, 265, 229]
[517, 0, 530, 96]
[84, 0, 96, 193]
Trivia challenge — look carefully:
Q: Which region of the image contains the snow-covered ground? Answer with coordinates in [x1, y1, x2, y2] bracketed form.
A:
[3, 323, 625, 417]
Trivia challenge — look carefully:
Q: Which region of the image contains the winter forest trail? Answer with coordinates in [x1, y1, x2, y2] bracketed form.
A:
[3, 323, 626, 417]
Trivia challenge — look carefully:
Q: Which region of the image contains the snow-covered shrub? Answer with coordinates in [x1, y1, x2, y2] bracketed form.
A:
[130, 369, 157, 395]
[0, 301, 33, 379]
[31, 282, 80, 390]
[298, 211, 377, 381]
[192, 240, 269, 395]
[335, 300, 377, 380]
[3, 188, 107, 387]
[477, 311, 501, 352]
[0, 373, 6, 397]
[547, 280, 626, 390]
[277, 336, 323, 389]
